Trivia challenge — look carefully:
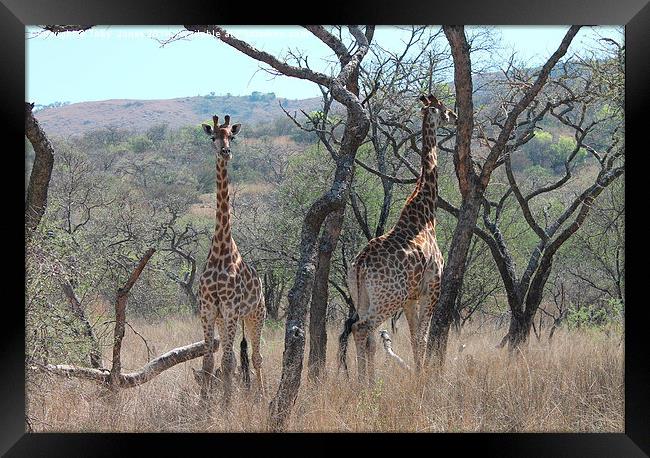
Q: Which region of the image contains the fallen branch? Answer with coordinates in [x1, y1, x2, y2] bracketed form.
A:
[31, 337, 220, 388]
[378, 330, 411, 372]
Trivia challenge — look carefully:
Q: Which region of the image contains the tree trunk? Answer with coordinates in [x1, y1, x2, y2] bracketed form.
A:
[183, 284, 199, 315]
[264, 270, 281, 321]
[503, 303, 542, 351]
[110, 248, 155, 389]
[426, 195, 481, 367]
[268, 107, 368, 432]
[498, 262, 551, 351]
[25, 103, 55, 238]
[506, 253, 553, 351]
[183, 257, 199, 315]
[308, 207, 345, 381]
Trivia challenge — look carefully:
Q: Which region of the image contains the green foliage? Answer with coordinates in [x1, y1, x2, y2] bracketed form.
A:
[533, 130, 553, 143]
[565, 299, 623, 331]
[128, 134, 155, 154]
[248, 91, 276, 102]
[26, 230, 102, 367]
[264, 319, 285, 332]
[33, 101, 70, 111]
[525, 132, 586, 173]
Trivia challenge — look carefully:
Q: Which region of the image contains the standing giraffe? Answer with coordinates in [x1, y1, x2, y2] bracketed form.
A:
[339, 95, 457, 383]
[196, 114, 266, 403]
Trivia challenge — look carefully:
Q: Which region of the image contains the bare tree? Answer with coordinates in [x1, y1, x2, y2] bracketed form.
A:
[49, 143, 114, 235]
[421, 25, 583, 365]
[474, 35, 625, 349]
[155, 203, 210, 315]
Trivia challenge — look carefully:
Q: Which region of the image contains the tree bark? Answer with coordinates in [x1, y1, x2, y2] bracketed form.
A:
[32, 337, 220, 388]
[427, 195, 481, 366]
[263, 270, 281, 321]
[307, 207, 345, 381]
[25, 103, 55, 238]
[268, 108, 368, 431]
[264, 27, 371, 431]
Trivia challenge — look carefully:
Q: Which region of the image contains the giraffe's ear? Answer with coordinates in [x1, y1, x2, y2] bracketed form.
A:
[231, 123, 242, 136]
[202, 124, 213, 135]
[428, 94, 440, 106]
[419, 95, 429, 106]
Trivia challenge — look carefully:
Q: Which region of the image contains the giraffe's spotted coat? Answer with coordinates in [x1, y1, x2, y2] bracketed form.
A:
[347, 95, 457, 382]
[197, 114, 266, 402]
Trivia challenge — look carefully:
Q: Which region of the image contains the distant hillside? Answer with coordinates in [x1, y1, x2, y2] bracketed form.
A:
[33, 93, 329, 137]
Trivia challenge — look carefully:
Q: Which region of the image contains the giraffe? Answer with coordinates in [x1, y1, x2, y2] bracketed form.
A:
[196, 114, 266, 404]
[339, 94, 457, 383]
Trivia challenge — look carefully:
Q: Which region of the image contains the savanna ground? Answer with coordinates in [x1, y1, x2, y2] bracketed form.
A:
[26, 316, 623, 432]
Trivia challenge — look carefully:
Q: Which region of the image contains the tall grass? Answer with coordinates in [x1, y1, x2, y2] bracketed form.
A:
[26, 315, 623, 432]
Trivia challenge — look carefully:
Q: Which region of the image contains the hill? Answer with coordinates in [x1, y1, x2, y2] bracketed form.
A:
[33, 93, 328, 137]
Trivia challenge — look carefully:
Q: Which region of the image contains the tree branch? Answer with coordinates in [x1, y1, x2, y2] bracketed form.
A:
[479, 26, 582, 189]
[25, 103, 55, 236]
[30, 338, 220, 388]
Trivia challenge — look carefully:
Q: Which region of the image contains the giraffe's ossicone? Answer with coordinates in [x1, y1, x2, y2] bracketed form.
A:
[197, 114, 266, 404]
[340, 95, 457, 383]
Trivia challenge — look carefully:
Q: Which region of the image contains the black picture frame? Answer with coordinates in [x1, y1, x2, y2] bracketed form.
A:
[3, 1, 648, 455]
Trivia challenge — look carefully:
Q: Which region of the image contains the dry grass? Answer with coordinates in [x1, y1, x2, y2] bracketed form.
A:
[26, 316, 624, 432]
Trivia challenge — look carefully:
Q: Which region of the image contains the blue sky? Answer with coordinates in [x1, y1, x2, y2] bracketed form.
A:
[26, 25, 622, 105]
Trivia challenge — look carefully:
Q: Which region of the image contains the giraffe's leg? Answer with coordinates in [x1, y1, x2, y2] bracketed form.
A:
[244, 313, 266, 400]
[359, 304, 405, 384]
[353, 316, 384, 385]
[417, 280, 441, 372]
[219, 316, 238, 408]
[199, 297, 218, 400]
[199, 322, 215, 400]
[402, 301, 422, 374]
[352, 319, 368, 384]
[366, 330, 377, 384]
[214, 313, 226, 384]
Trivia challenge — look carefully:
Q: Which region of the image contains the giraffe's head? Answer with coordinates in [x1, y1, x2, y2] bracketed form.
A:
[419, 94, 457, 129]
[202, 114, 242, 161]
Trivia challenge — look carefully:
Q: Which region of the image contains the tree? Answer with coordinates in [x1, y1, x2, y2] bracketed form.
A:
[423, 25, 583, 365]
[471, 34, 625, 349]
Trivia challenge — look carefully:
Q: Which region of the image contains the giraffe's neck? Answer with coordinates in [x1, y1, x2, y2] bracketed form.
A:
[394, 119, 439, 236]
[208, 157, 236, 264]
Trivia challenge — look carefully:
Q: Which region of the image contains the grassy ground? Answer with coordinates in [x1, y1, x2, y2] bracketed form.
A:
[26, 315, 623, 432]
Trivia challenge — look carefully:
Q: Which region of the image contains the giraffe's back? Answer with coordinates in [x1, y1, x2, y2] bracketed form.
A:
[350, 228, 443, 314]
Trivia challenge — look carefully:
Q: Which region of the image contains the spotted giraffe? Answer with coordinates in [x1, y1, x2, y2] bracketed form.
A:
[196, 114, 266, 404]
[339, 95, 457, 383]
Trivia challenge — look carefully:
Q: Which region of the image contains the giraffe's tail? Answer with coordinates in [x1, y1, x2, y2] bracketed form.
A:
[337, 310, 359, 375]
[391, 310, 404, 334]
[338, 261, 363, 375]
[240, 321, 251, 390]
